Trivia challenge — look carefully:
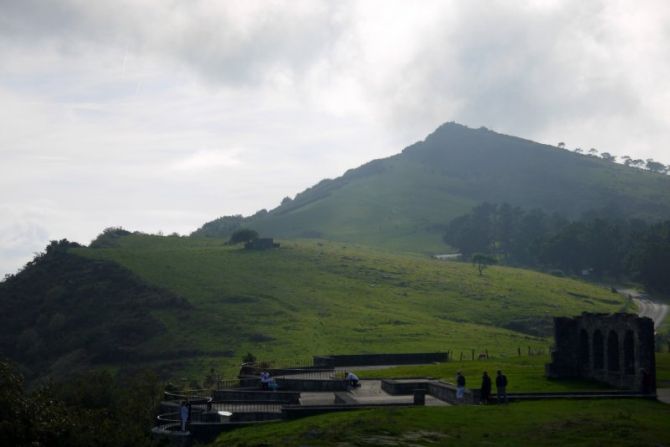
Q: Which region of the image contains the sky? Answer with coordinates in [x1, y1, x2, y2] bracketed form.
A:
[1, 0, 670, 276]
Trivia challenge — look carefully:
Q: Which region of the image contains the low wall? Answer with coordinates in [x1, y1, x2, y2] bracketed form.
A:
[313, 352, 449, 368]
[276, 378, 349, 392]
[428, 381, 479, 404]
[212, 389, 300, 404]
[240, 365, 334, 377]
[381, 379, 432, 395]
[282, 403, 415, 420]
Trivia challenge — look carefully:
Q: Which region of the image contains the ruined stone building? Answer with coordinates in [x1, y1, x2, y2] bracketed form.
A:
[546, 313, 655, 392]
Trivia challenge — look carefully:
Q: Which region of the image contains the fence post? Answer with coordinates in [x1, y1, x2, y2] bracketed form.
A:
[517, 347, 521, 357]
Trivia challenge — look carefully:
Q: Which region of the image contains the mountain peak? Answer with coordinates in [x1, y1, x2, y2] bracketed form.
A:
[195, 123, 670, 252]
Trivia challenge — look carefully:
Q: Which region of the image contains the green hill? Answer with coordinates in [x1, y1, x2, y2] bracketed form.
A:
[0, 234, 627, 381]
[195, 123, 670, 253]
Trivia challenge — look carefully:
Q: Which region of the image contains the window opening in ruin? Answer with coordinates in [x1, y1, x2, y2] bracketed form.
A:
[607, 330, 620, 372]
[593, 330, 604, 370]
[578, 329, 589, 367]
[624, 330, 635, 374]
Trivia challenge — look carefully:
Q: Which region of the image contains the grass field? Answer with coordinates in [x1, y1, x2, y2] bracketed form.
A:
[213, 399, 670, 447]
[355, 355, 612, 392]
[74, 235, 626, 380]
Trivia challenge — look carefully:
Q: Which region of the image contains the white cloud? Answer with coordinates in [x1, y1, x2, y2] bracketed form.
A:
[1, 0, 670, 275]
[169, 149, 242, 172]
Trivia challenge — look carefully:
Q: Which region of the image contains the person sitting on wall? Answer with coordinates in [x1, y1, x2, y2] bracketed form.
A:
[260, 371, 270, 390]
[268, 377, 279, 391]
[345, 371, 360, 388]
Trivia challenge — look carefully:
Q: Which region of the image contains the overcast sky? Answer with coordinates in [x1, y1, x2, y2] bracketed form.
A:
[1, 0, 669, 276]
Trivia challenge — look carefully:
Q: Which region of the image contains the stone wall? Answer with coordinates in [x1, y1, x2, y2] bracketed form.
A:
[275, 378, 349, 392]
[313, 352, 449, 368]
[546, 313, 655, 392]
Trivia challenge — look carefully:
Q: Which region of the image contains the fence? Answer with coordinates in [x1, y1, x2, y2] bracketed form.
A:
[164, 389, 212, 403]
[216, 378, 243, 389]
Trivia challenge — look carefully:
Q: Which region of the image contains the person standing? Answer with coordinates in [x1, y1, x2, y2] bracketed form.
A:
[480, 371, 491, 404]
[496, 370, 508, 404]
[456, 371, 466, 402]
[179, 401, 189, 432]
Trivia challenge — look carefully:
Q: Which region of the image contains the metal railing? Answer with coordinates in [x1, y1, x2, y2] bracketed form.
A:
[216, 378, 243, 389]
[164, 389, 212, 403]
[156, 400, 283, 426]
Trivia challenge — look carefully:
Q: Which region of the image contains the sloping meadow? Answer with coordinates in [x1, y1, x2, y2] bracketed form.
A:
[75, 234, 625, 378]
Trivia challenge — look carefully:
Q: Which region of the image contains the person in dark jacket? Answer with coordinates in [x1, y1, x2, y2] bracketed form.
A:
[480, 371, 491, 404]
[496, 370, 508, 404]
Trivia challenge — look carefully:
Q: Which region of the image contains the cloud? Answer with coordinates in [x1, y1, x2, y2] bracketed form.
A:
[1, 0, 670, 276]
[169, 149, 242, 172]
[0, 0, 351, 86]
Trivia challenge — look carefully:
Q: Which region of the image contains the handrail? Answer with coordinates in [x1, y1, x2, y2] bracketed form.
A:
[164, 390, 212, 403]
[156, 401, 283, 425]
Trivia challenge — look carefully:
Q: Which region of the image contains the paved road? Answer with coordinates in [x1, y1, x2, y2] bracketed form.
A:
[619, 289, 669, 330]
[634, 298, 669, 330]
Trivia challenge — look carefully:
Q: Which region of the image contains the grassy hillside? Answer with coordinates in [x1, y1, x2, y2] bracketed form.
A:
[214, 400, 670, 447]
[59, 234, 627, 379]
[195, 123, 670, 253]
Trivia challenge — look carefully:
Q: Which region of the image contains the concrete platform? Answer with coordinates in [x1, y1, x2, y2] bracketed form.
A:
[299, 380, 449, 407]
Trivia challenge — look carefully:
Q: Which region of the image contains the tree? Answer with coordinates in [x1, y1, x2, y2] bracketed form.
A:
[228, 228, 259, 244]
[630, 221, 670, 292]
[574, 148, 583, 154]
[443, 203, 496, 257]
[90, 227, 131, 248]
[588, 148, 599, 156]
[600, 152, 616, 162]
[645, 159, 667, 174]
[471, 253, 497, 275]
[557, 142, 566, 149]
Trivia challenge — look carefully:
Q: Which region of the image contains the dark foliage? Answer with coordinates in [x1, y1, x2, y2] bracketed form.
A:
[191, 214, 244, 238]
[0, 359, 161, 447]
[445, 204, 670, 292]
[0, 240, 191, 380]
[89, 227, 132, 248]
[228, 228, 259, 244]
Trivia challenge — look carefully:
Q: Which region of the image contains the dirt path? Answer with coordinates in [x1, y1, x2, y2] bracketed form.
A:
[619, 289, 669, 330]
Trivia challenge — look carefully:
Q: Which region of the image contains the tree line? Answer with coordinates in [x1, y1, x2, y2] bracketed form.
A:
[0, 360, 161, 447]
[443, 203, 670, 292]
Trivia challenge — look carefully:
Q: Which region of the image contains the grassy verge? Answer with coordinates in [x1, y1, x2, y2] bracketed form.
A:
[213, 399, 670, 447]
[657, 353, 670, 385]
